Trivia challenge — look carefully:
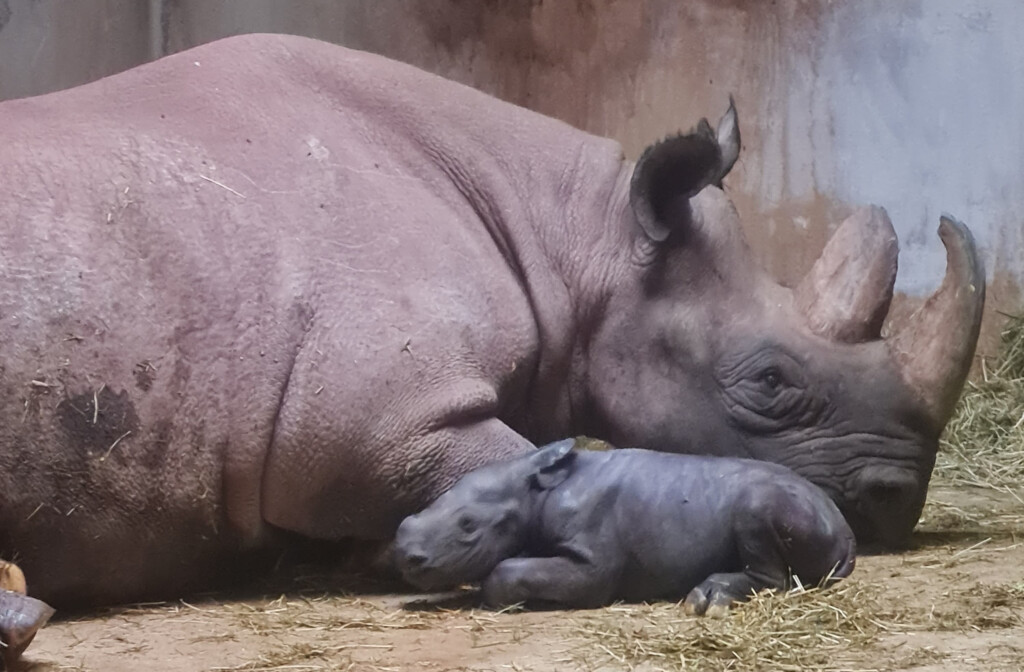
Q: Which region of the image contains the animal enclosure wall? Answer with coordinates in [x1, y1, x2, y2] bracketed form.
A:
[1, 0, 1021, 353]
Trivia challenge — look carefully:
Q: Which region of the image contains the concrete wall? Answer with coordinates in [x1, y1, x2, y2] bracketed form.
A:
[0, 0, 153, 101]
[1, 0, 1021, 349]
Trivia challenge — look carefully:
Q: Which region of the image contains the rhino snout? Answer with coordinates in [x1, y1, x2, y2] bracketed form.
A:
[394, 517, 428, 566]
[394, 517, 441, 586]
[849, 466, 925, 547]
[397, 545, 430, 574]
[395, 546, 435, 587]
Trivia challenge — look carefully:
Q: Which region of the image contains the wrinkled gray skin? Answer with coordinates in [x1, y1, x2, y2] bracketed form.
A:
[395, 440, 856, 612]
[0, 34, 983, 607]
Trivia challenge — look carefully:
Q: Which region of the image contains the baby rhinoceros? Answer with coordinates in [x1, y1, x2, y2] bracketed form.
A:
[395, 440, 856, 614]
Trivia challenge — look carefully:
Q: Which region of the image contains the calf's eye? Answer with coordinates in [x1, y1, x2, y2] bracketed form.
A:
[457, 515, 477, 534]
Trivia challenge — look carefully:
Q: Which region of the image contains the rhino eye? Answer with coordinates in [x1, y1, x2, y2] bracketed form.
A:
[457, 515, 478, 534]
[718, 347, 820, 429]
[759, 367, 784, 392]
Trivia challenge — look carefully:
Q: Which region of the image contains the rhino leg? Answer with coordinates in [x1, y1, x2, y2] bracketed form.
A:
[0, 561, 54, 668]
[684, 487, 804, 617]
[682, 524, 793, 617]
[482, 556, 620, 609]
[684, 482, 855, 617]
[0, 589, 55, 669]
[263, 410, 537, 541]
[683, 571, 774, 617]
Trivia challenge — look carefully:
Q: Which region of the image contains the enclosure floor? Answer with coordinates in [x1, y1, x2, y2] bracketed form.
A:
[25, 484, 1024, 672]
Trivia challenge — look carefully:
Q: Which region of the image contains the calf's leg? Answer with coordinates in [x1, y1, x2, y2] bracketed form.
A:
[0, 561, 54, 670]
[683, 570, 777, 617]
[482, 556, 619, 609]
[684, 483, 854, 617]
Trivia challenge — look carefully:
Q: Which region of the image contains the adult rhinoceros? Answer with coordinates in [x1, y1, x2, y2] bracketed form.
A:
[0, 33, 982, 609]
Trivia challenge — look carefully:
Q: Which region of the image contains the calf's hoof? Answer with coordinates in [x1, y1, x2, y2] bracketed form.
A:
[0, 563, 25, 597]
[481, 563, 532, 609]
[683, 585, 730, 618]
[683, 572, 764, 617]
[0, 588, 55, 670]
[481, 579, 523, 609]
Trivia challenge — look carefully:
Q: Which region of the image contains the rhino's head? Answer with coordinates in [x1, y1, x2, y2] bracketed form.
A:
[393, 441, 574, 591]
[584, 102, 984, 548]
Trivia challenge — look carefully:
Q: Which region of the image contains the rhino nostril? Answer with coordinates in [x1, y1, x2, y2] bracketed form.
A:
[846, 468, 926, 547]
[866, 480, 912, 504]
[858, 467, 918, 506]
[404, 552, 429, 569]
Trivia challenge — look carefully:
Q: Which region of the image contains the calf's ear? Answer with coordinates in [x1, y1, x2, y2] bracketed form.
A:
[529, 440, 577, 490]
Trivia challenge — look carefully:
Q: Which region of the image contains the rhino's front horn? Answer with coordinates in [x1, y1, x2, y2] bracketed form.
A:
[888, 216, 985, 426]
[795, 206, 899, 343]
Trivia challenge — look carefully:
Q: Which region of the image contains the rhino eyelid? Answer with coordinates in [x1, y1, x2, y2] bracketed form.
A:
[717, 346, 801, 380]
[721, 361, 794, 391]
[457, 515, 477, 533]
[759, 366, 784, 389]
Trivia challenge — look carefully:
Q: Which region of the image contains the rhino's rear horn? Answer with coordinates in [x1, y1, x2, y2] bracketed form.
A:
[795, 206, 899, 343]
[888, 215, 985, 425]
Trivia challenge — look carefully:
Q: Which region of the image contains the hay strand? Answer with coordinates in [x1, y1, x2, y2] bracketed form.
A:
[570, 581, 904, 671]
[938, 313, 1024, 495]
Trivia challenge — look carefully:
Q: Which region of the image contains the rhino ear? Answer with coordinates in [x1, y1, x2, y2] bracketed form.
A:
[715, 96, 740, 185]
[630, 99, 741, 242]
[529, 439, 576, 490]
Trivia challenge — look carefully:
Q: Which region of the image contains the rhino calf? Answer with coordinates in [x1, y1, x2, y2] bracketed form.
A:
[395, 440, 855, 612]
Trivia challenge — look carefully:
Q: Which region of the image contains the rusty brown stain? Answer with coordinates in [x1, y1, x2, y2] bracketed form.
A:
[395, 0, 838, 291]
[407, 0, 1023, 365]
[133, 361, 156, 391]
[970, 269, 1021, 365]
[56, 387, 140, 463]
[728, 190, 849, 290]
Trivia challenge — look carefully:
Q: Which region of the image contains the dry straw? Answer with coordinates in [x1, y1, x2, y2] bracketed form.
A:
[570, 580, 904, 672]
[569, 578, 1024, 672]
[937, 313, 1024, 496]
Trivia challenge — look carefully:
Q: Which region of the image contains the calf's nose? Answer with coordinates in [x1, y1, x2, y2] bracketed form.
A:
[394, 523, 428, 569]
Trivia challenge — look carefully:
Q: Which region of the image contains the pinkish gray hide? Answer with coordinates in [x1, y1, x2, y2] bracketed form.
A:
[0, 34, 983, 608]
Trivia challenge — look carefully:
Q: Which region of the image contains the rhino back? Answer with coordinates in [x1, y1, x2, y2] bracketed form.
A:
[543, 451, 803, 599]
[0, 34, 622, 604]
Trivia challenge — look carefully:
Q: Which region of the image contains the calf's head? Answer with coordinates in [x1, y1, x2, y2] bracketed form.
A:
[394, 441, 575, 591]
[585, 103, 984, 548]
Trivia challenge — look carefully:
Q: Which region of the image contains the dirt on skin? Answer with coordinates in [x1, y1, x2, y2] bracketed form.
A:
[21, 483, 1024, 672]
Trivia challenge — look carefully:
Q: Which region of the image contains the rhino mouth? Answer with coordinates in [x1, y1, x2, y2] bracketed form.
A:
[394, 543, 468, 592]
[397, 561, 467, 592]
[841, 508, 916, 550]
[839, 485, 927, 550]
